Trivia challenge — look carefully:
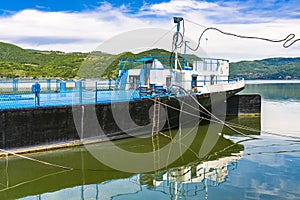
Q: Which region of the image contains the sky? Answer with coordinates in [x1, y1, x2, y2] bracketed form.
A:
[0, 0, 300, 61]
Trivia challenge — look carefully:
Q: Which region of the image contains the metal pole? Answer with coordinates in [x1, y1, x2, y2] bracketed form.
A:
[173, 17, 183, 70]
[77, 81, 82, 105]
[47, 79, 51, 91]
[183, 41, 190, 68]
[95, 82, 97, 104]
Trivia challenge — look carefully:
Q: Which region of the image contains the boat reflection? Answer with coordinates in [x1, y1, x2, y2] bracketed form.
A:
[30, 151, 243, 200]
[0, 116, 260, 200]
[144, 151, 243, 200]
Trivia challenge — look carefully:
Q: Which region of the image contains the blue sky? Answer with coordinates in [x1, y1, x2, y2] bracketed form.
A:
[0, 0, 150, 14]
[1, 0, 299, 20]
[0, 0, 299, 60]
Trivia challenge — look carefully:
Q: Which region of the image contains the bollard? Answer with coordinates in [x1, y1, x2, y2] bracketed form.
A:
[32, 82, 41, 107]
[75, 81, 82, 105]
[60, 81, 66, 92]
[13, 79, 18, 94]
[47, 79, 51, 91]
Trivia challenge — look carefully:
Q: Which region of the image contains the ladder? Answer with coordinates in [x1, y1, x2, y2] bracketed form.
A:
[152, 97, 160, 170]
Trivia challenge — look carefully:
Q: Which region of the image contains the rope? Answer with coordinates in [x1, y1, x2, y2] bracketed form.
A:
[172, 85, 259, 139]
[0, 170, 69, 193]
[159, 131, 172, 139]
[165, 106, 173, 140]
[147, 88, 299, 141]
[150, 25, 177, 48]
[185, 18, 207, 29]
[173, 93, 300, 140]
[0, 148, 73, 170]
[5, 153, 9, 188]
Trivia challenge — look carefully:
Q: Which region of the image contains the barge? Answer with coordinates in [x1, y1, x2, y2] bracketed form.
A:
[0, 17, 260, 152]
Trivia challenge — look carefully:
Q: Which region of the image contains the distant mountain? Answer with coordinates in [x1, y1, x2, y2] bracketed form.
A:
[229, 58, 300, 80]
[0, 42, 299, 80]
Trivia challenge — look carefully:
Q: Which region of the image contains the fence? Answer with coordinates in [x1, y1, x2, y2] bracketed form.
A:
[0, 78, 87, 109]
[0, 78, 141, 109]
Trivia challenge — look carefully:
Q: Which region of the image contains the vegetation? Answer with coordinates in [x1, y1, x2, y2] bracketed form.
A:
[229, 58, 300, 80]
[0, 42, 88, 79]
[0, 42, 299, 80]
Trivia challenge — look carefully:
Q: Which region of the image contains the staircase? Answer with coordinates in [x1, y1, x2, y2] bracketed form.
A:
[115, 60, 128, 90]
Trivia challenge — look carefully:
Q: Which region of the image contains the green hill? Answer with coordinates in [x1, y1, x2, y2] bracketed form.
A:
[229, 58, 300, 80]
[0, 43, 179, 79]
[0, 42, 299, 80]
[0, 42, 89, 79]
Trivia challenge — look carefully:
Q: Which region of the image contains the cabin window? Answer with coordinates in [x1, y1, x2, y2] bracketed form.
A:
[129, 75, 140, 89]
[191, 75, 198, 92]
[166, 77, 171, 87]
[210, 75, 215, 85]
[191, 75, 198, 90]
[203, 62, 207, 71]
[192, 76, 197, 87]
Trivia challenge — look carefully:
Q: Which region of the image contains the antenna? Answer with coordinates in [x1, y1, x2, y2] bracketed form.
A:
[173, 17, 183, 70]
[173, 17, 183, 32]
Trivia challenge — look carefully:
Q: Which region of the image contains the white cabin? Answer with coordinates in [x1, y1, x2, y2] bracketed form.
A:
[117, 56, 244, 95]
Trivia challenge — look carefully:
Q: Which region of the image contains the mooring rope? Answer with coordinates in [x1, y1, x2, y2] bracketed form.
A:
[178, 99, 300, 140]
[148, 91, 258, 140]
[176, 85, 259, 139]
[0, 170, 69, 193]
[176, 87, 300, 140]
[150, 91, 300, 141]
[0, 148, 73, 170]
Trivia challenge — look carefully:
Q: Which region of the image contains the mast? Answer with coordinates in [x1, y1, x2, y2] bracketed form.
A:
[173, 17, 183, 70]
[183, 40, 190, 68]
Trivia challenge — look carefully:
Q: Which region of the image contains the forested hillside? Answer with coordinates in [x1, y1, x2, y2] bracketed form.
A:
[0, 42, 299, 80]
[229, 58, 300, 80]
[0, 42, 87, 79]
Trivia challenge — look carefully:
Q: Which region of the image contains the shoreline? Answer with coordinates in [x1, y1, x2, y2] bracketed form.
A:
[245, 79, 300, 84]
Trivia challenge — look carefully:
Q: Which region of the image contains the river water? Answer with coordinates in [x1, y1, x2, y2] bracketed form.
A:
[0, 81, 300, 200]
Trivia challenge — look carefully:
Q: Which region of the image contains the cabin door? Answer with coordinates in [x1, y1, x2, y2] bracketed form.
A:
[129, 75, 140, 89]
[166, 77, 172, 88]
[210, 75, 215, 85]
[191, 75, 197, 88]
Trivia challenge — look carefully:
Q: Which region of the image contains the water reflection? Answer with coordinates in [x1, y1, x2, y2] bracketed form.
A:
[0, 117, 260, 200]
[146, 152, 243, 200]
[241, 81, 300, 136]
[241, 82, 300, 102]
[28, 151, 243, 200]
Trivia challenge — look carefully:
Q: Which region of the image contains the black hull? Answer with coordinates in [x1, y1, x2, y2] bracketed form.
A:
[0, 87, 244, 151]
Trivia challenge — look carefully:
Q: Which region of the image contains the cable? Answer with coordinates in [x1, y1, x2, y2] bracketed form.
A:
[170, 19, 186, 68]
[187, 27, 300, 51]
[150, 25, 177, 48]
[171, 85, 259, 139]
[176, 98, 292, 139]
[181, 18, 300, 52]
[185, 18, 207, 29]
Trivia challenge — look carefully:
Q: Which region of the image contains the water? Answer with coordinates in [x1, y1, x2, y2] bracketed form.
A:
[0, 81, 300, 200]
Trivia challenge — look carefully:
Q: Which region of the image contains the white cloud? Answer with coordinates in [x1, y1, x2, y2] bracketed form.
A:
[141, 0, 220, 14]
[0, 4, 164, 52]
[0, 0, 299, 61]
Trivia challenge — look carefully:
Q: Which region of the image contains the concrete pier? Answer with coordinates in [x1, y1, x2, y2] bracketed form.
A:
[226, 94, 261, 116]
